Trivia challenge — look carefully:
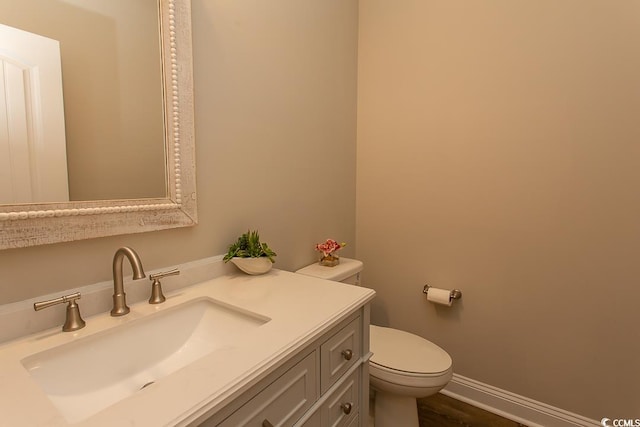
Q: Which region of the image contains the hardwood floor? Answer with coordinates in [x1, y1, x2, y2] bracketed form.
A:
[417, 393, 528, 427]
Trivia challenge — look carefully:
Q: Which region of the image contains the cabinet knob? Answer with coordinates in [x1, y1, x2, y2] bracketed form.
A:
[262, 420, 274, 427]
[341, 402, 353, 415]
[341, 349, 353, 360]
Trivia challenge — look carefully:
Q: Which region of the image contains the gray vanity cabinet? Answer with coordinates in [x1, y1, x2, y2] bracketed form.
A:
[196, 306, 371, 427]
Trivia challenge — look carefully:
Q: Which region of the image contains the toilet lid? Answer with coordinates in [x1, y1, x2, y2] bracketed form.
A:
[370, 325, 452, 375]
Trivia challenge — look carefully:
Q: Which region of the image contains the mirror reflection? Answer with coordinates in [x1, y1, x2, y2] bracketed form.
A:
[0, 0, 166, 204]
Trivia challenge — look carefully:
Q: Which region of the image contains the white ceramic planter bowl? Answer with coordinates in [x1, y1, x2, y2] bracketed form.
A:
[230, 257, 273, 275]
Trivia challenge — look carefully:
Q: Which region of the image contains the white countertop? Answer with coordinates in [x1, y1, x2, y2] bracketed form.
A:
[0, 268, 375, 426]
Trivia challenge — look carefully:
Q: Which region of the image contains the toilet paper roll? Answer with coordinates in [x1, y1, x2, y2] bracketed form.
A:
[426, 287, 453, 306]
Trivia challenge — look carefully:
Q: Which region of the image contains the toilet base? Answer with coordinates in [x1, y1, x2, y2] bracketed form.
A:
[373, 390, 419, 427]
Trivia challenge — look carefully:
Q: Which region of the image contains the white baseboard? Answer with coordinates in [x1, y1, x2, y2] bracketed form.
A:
[441, 374, 601, 427]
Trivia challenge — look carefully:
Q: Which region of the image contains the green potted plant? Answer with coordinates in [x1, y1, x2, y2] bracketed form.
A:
[223, 230, 277, 275]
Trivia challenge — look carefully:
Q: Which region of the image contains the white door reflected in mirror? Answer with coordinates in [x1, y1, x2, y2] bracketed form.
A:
[0, 23, 69, 204]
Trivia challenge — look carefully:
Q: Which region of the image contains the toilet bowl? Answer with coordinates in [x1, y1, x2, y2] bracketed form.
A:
[369, 325, 452, 427]
[296, 258, 453, 427]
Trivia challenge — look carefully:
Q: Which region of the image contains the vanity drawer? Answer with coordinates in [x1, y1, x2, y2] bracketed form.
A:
[321, 369, 360, 427]
[300, 369, 360, 427]
[217, 351, 317, 427]
[320, 317, 361, 393]
[347, 414, 360, 427]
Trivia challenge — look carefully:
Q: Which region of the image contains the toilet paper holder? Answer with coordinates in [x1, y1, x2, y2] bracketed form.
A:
[422, 284, 462, 301]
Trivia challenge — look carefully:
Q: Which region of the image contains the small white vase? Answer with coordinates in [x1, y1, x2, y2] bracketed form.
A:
[230, 257, 273, 275]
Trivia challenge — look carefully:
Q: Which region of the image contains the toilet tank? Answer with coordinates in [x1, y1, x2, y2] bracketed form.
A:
[295, 257, 363, 285]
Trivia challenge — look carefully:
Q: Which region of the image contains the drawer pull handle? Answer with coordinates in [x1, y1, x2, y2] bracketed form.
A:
[341, 349, 353, 360]
[262, 420, 274, 427]
[341, 402, 353, 415]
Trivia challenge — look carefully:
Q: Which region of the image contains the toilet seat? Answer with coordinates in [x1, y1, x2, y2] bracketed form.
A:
[369, 325, 453, 389]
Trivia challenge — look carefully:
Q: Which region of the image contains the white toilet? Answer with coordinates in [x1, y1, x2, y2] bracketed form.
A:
[296, 258, 453, 427]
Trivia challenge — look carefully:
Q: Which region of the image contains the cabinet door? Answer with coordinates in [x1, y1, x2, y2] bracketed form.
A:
[217, 352, 317, 427]
[320, 317, 361, 393]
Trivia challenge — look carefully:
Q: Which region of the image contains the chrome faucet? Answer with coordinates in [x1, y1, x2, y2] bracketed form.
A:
[111, 247, 146, 316]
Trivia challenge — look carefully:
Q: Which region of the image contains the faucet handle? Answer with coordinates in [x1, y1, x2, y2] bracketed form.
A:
[148, 268, 180, 304]
[34, 292, 86, 332]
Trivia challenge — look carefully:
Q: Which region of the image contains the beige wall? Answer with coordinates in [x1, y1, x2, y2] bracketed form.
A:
[62, 0, 166, 201]
[0, 0, 358, 306]
[357, 0, 640, 420]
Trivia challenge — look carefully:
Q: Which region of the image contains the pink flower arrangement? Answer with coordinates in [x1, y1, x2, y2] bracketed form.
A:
[315, 239, 346, 257]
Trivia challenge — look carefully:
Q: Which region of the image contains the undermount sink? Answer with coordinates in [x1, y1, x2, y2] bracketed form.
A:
[21, 298, 270, 423]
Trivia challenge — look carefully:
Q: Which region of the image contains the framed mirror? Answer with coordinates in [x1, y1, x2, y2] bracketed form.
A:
[0, 0, 197, 250]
